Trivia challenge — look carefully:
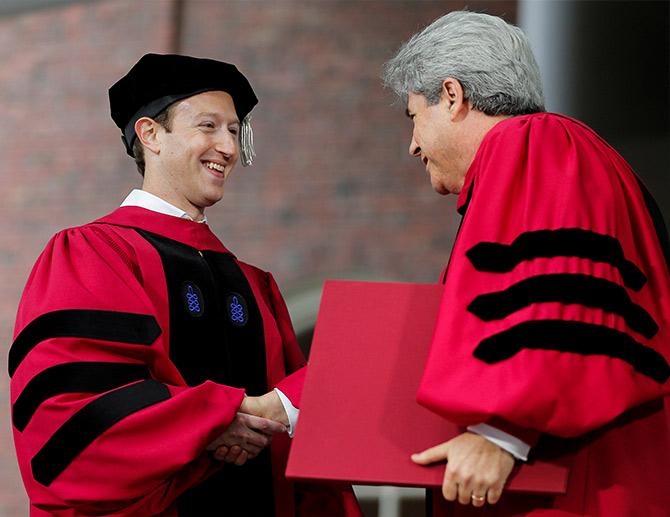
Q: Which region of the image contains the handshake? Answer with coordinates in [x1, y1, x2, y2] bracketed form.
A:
[206, 391, 289, 466]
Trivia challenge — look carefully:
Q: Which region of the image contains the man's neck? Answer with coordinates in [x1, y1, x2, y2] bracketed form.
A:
[140, 180, 206, 222]
[471, 113, 511, 147]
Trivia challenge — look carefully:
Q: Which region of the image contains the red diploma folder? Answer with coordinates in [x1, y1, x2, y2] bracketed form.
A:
[286, 281, 569, 494]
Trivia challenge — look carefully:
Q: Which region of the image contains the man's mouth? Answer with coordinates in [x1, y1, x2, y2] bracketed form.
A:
[202, 160, 226, 179]
[203, 161, 225, 174]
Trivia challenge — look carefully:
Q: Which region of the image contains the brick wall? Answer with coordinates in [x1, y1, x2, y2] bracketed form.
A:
[0, 1, 518, 513]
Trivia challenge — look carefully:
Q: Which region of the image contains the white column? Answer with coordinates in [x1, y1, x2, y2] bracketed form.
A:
[518, 0, 578, 116]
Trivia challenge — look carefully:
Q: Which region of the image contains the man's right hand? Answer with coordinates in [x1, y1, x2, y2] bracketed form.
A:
[240, 391, 290, 427]
[206, 412, 286, 466]
[411, 432, 515, 506]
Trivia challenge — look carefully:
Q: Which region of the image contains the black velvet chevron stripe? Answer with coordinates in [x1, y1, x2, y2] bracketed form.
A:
[465, 229, 647, 291]
[473, 320, 670, 383]
[13, 362, 151, 432]
[9, 310, 161, 377]
[467, 274, 658, 339]
[31, 379, 170, 486]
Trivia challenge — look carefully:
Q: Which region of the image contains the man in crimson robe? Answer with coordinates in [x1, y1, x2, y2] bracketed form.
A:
[383, 11, 670, 516]
[9, 54, 360, 516]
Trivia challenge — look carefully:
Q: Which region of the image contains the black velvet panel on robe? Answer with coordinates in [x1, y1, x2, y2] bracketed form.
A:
[136, 230, 274, 517]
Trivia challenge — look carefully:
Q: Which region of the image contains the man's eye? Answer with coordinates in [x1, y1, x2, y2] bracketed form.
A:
[229, 127, 239, 136]
[200, 122, 216, 129]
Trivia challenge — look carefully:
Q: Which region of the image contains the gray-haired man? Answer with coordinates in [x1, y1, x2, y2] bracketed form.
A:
[384, 11, 670, 516]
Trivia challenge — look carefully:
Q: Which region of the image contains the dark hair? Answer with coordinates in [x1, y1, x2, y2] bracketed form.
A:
[132, 107, 174, 176]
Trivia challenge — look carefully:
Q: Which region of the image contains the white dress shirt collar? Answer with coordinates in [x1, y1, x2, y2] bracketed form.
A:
[120, 189, 207, 223]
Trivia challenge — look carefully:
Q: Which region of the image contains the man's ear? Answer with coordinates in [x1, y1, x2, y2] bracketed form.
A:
[134, 117, 162, 155]
[441, 78, 468, 119]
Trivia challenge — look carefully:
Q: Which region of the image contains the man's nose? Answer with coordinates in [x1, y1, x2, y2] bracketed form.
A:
[409, 134, 421, 157]
[215, 131, 238, 159]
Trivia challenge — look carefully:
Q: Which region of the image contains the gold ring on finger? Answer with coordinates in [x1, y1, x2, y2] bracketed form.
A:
[471, 494, 486, 503]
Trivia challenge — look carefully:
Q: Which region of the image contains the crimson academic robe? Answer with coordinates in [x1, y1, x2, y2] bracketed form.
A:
[10, 207, 361, 517]
[421, 113, 670, 516]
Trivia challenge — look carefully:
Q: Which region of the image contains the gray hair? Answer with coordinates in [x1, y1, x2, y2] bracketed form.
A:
[383, 11, 545, 115]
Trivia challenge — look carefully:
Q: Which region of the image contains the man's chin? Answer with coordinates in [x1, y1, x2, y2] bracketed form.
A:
[194, 194, 223, 212]
[432, 183, 450, 196]
[205, 187, 226, 204]
[204, 197, 223, 208]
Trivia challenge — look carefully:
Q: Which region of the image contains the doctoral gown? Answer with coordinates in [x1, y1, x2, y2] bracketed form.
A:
[10, 207, 361, 517]
[421, 113, 670, 516]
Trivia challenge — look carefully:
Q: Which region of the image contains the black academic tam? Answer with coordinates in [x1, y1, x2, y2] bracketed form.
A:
[109, 53, 258, 156]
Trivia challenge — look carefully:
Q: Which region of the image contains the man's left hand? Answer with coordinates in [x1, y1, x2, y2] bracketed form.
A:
[207, 412, 285, 465]
[411, 432, 515, 507]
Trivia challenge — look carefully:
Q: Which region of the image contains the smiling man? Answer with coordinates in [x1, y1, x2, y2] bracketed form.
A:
[384, 11, 670, 516]
[9, 54, 360, 516]
[139, 91, 241, 217]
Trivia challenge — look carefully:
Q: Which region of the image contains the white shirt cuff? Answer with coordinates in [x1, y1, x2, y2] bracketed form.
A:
[274, 388, 299, 438]
[467, 423, 531, 461]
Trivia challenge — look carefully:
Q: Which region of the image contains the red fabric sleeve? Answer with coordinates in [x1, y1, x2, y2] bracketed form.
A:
[10, 227, 245, 515]
[265, 272, 307, 406]
[276, 367, 307, 407]
[418, 114, 670, 438]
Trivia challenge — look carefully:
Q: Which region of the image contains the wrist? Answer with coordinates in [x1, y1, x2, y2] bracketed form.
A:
[265, 391, 289, 426]
[240, 395, 259, 415]
[262, 391, 281, 420]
